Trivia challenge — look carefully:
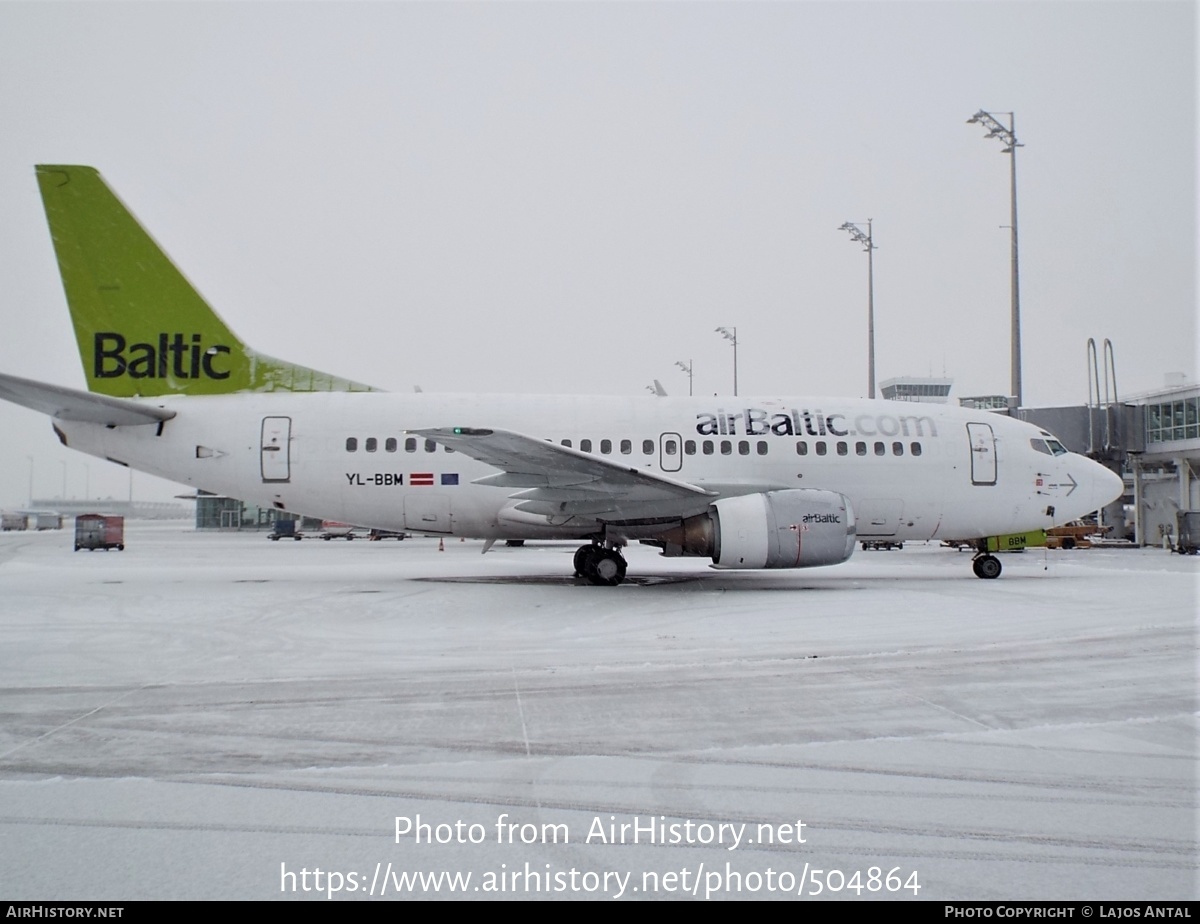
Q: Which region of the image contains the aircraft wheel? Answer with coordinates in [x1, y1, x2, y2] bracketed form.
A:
[573, 544, 596, 577]
[587, 548, 627, 586]
[973, 554, 1002, 579]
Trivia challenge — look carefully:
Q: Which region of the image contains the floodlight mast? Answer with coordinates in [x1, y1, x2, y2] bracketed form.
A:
[714, 327, 738, 396]
[675, 359, 694, 397]
[839, 220, 876, 399]
[968, 109, 1024, 412]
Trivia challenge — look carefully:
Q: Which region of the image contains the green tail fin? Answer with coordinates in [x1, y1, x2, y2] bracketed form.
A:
[36, 165, 377, 397]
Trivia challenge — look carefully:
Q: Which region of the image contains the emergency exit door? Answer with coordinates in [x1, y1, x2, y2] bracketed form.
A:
[659, 432, 682, 472]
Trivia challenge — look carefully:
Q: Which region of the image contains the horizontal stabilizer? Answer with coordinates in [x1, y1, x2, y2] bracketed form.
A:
[0, 371, 175, 426]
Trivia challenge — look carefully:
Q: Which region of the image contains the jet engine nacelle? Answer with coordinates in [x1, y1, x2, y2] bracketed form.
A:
[655, 489, 855, 569]
[713, 489, 855, 569]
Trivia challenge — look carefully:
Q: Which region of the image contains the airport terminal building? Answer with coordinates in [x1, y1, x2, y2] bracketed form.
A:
[1130, 383, 1199, 545]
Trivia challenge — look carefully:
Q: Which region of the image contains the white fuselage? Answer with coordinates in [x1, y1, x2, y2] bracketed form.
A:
[55, 392, 1122, 547]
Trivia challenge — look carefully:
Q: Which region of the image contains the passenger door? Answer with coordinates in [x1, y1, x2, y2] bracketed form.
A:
[967, 422, 997, 486]
[260, 417, 291, 483]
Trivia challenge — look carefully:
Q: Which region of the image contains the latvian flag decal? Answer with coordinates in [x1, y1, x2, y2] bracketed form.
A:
[410, 472, 434, 486]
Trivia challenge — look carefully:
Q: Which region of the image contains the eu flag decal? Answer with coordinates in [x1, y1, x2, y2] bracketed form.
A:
[441, 473, 460, 486]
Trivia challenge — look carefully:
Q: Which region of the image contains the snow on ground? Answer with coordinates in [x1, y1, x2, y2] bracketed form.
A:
[0, 524, 1194, 900]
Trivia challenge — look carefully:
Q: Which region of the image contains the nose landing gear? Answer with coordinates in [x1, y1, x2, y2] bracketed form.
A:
[574, 543, 628, 586]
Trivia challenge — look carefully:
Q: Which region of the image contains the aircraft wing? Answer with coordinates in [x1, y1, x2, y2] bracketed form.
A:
[411, 427, 716, 519]
[0, 372, 176, 426]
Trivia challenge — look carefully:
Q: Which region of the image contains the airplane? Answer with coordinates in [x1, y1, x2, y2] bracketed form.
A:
[0, 165, 1124, 585]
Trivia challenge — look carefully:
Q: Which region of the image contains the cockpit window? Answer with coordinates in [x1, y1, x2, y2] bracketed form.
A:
[1034, 433, 1069, 456]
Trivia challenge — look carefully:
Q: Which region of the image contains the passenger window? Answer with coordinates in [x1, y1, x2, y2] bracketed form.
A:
[756, 441, 768, 455]
[703, 440, 714, 455]
[665, 439, 677, 455]
[600, 439, 612, 454]
[738, 440, 750, 455]
[875, 441, 886, 456]
[385, 438, 397, 452]
[837, 441, 848, 456]
[816, 442, 827, 456]
[684, 440, 696, 455]
[561, 439, 572, 448]
[620, 439, 631, 454]
[720, 440, 732, 455]
[424, 439, 436, 453]
[405, 437, 417, 452]
[911, 442, 922, 456]
[581, 439, 592, 453]
[642, 440, 654, 455]
[365, 437, 377, 453]
[444, 445, 454, 453]
[796, 441, 808, 456]
[345, 437, 358, 452]
[892, 441, 903, 456]
[856, 441, 867, 456]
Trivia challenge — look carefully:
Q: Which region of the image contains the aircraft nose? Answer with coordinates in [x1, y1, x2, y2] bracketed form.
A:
[1089, 460, 1125, 510]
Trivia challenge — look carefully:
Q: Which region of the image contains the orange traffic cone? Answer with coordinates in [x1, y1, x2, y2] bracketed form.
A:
[438, 538, 444, 551]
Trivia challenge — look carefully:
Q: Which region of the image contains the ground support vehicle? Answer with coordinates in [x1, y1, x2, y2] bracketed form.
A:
[269, 519, 303, 541]
[320, 521, 363, 540]
[1045, 521, 1110, 550]
[74, 514, 124, 551]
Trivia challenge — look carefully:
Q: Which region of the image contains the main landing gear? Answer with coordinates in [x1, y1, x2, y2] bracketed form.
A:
[573, 543, 628, 586]
[972, 553, 1002, 579]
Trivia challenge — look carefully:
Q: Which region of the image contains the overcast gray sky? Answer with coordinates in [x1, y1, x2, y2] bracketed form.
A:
[0, 1, 1194, 507]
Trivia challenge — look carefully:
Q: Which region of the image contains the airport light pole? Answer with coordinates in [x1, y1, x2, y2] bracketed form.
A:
[839, 220, 876, 399]
[967, 109, 1023, 411]
[26, 455, 33, 507]
[675, 360, 694, 397]
[714, 327, 738, 396]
